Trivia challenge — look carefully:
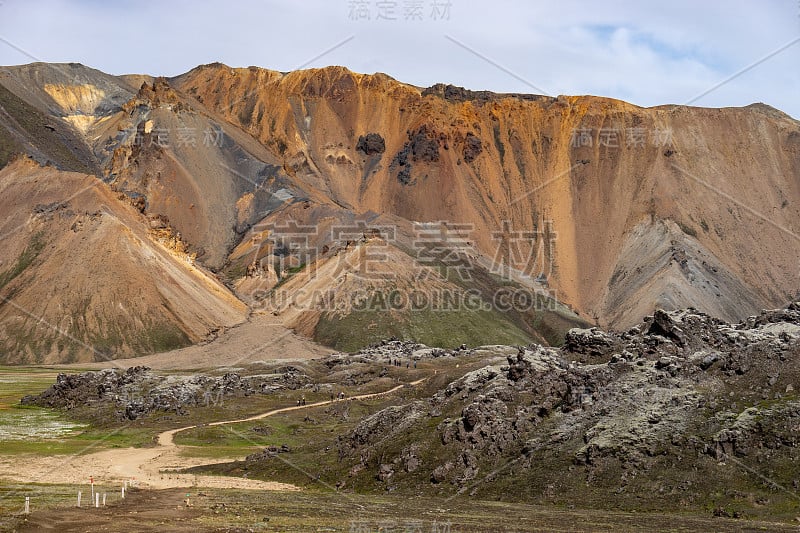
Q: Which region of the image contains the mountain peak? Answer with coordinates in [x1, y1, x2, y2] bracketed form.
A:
[0, 61, 798, 362]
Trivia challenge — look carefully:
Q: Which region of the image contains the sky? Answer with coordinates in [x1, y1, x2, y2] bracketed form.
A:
[0, 0, 797, 118]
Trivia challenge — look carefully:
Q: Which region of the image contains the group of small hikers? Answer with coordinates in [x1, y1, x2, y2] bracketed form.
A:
[389, 358, 417, 368]
[297, 391, 347, 405]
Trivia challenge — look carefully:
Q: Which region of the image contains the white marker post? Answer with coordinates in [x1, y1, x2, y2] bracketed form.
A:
[102, 493, 106, 506]
[90, 476, 94, 501]
[121, 484, 125, 499]
[95, 492, 99, 508]
[23, 497, 29, 514]
[77, 491, 81, 508]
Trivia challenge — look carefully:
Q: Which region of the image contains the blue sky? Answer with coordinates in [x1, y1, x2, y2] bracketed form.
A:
[0, 0, 798, 118]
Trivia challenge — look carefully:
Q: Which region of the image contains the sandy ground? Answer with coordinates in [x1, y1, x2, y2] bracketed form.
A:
[17, 487, 800, 533]
[0, 380, 423, 491]
[17, 489, 205, 532]
[64, 314, 334, 371]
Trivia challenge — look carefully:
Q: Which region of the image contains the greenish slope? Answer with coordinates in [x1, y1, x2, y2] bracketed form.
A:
[0, 81, 96, 173]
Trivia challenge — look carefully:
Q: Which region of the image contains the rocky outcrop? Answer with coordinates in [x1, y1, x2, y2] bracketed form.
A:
[21, 366, 309, 420]
[407, 125, 441, 163]
[462, 133, 482, 163]
[329, 303, 800, 501]
[563, 327, 619, 361]
[339, 402, 425, 459]
[245, 444, 291, 461]
[421, 83, 551, 104]
[122, 78, 185, 112]
[355, 133, 385, 155]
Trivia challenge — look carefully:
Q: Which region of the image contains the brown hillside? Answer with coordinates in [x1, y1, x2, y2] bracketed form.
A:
[175, 64, 800, 327]
[0, 61, 797, 362]
[0, 158, 246, 363]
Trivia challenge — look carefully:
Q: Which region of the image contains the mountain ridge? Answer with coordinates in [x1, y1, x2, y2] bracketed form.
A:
[0, 61, 797, 363]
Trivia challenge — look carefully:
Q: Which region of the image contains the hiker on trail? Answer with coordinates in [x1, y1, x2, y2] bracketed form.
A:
[302, 396, 306, 406]
[413, 360, 417, 368]
[330, 393, 334, 402]
[406, 362, 410, 369]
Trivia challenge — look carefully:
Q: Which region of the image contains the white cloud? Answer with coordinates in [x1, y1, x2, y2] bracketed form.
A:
[0, 0, 797, 117]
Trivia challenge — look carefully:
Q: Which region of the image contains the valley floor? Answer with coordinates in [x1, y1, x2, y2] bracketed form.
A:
[9, 486, 800, 532]
[63, 316, 333, 371]
[0, 380, 421, 490]
[4, 304, 800, 531]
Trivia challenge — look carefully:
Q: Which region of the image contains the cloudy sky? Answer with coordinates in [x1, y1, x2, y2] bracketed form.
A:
[0, 0, 798, 117]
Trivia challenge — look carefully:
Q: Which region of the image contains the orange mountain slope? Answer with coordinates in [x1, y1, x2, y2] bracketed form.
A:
[0, 61, 797, 361]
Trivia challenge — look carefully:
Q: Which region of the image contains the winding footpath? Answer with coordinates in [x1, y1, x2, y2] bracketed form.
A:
[0, 379, 425, 491]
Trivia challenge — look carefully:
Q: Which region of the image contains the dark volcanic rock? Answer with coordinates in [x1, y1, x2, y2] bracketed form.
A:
[391, 143, 411, 167]
[22, 366, 305, 420]
[397, 166, 413, 185]
[391, 126, 440, 180]
[409, 126, 439, 163]
[422, 83, 552, 104]
[563, 327, 619, 361]
[246, 444, 291, 461]
[356, 133, 385, 155]
[648, 308, 687, 345]
[462, 133, 482, 163]
[328, 303, 800, 502]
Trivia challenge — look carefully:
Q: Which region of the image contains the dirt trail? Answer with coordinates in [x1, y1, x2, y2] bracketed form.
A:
[0, 379, 424, 491]
[159, 379, 423, 446]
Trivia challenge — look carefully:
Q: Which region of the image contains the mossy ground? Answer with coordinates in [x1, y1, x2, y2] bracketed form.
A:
[0, 232, 46, 292]
[3, 355, 800, 528]
[315, 307, 533, 352]
[0, 125, 21, 169]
